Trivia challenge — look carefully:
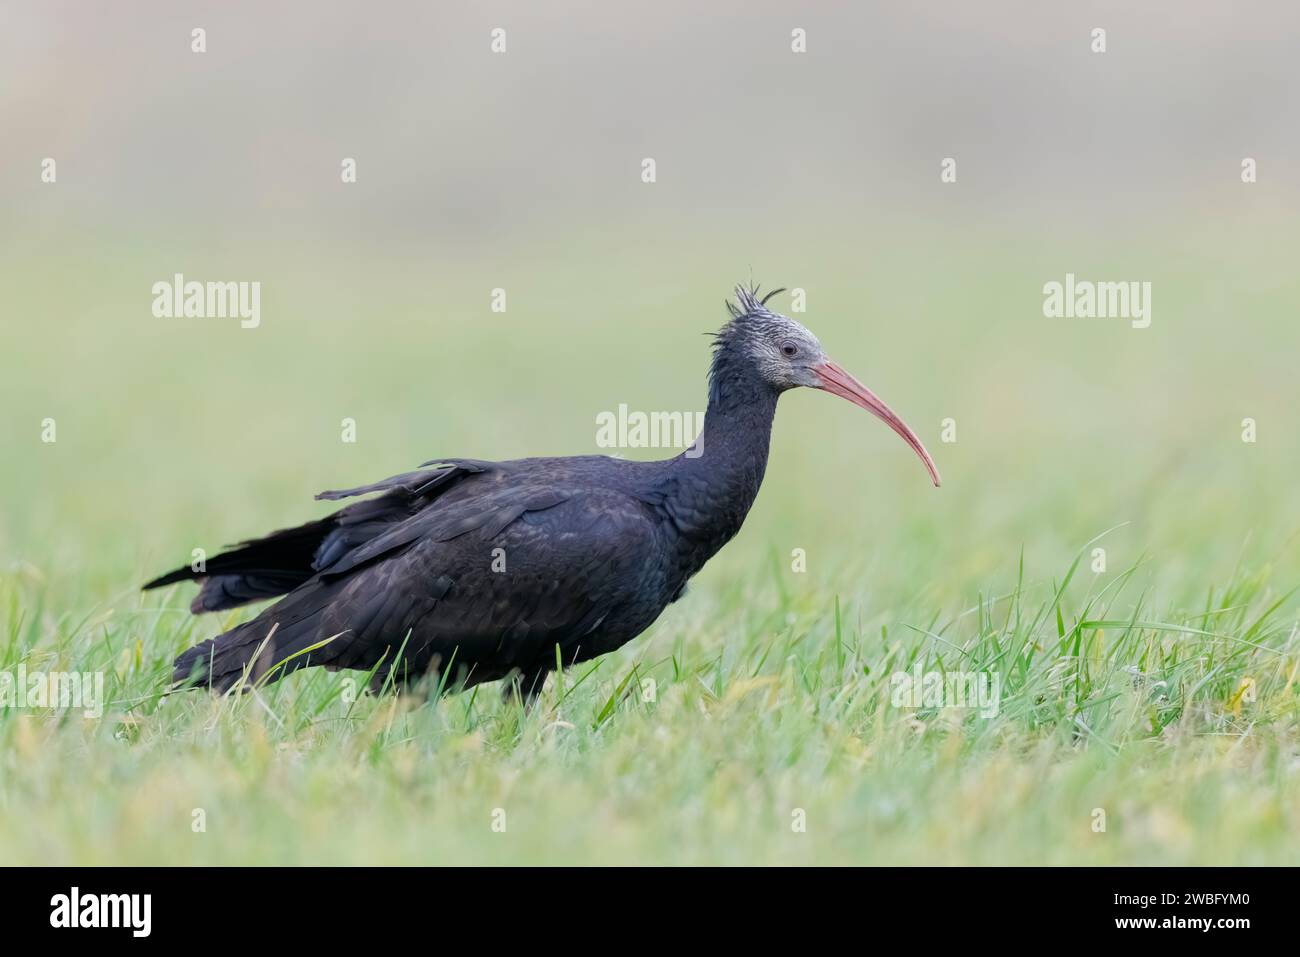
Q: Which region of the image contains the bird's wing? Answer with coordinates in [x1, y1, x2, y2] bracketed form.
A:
[174, 482, 665, 691]
[144, 460, 488, 612]
[323, 485, 664, 680]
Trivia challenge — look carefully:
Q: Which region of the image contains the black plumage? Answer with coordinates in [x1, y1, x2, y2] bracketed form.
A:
[146, 286, 940, 700]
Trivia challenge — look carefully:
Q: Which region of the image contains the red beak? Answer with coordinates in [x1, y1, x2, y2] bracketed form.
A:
[814, 360, 941, 487]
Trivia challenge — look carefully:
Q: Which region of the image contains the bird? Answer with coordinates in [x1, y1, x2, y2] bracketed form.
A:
[146, 285, 940, 702]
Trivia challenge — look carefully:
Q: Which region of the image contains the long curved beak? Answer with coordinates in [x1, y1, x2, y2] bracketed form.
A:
[813, 360, 941, 487]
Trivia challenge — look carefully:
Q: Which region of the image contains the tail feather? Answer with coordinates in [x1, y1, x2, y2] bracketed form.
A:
[156, 462, 485, 691]
[186, 572, 309, 614]
[145, 462, 476, 614]
[172, 584, 340, 693]
[144, 517, 334, 612]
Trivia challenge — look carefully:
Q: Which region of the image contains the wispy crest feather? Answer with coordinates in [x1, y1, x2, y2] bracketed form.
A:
[724, 283, 786, 320]
[710, 283, 789, 405]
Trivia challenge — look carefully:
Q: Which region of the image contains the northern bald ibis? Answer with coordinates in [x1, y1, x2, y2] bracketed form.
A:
[147, 286, 940, 700]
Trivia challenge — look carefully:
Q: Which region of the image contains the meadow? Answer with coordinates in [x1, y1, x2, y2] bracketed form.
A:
[2, 215, 1298, 865]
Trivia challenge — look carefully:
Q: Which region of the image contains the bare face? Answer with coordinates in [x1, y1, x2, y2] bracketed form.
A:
[729, 287, 941, 487]
[740, 311, 829, 391]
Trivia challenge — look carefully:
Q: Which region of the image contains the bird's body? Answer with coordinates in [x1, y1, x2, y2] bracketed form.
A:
[149, 287, 938, 700]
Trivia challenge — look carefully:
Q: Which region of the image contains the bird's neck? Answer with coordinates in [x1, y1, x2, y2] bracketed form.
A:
[658, 364, 780, 556]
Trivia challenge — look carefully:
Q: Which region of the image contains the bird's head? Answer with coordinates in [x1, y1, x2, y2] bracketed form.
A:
[712, 284, 941, 487]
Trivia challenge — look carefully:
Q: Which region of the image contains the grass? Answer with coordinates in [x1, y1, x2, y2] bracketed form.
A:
[2, 221, 1299, 864]
[2, 538, 1298, 865]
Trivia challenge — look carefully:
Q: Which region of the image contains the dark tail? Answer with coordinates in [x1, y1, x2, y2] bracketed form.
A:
[144, 518, 334, 613]
[144, 462, 477, 614]
[171, 580, 341, 693]
[154, 462, 485, 690]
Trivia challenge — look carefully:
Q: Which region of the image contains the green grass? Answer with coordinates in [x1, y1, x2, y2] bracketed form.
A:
[3, 539, 1298, 865]
[2, 221, 1299, 864]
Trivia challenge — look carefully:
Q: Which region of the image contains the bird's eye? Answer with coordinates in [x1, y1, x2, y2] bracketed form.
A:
[780, 342, 798, 358]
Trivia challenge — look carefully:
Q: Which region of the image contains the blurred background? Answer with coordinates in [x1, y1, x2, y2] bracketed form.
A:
[3, 0, 1299, 618]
